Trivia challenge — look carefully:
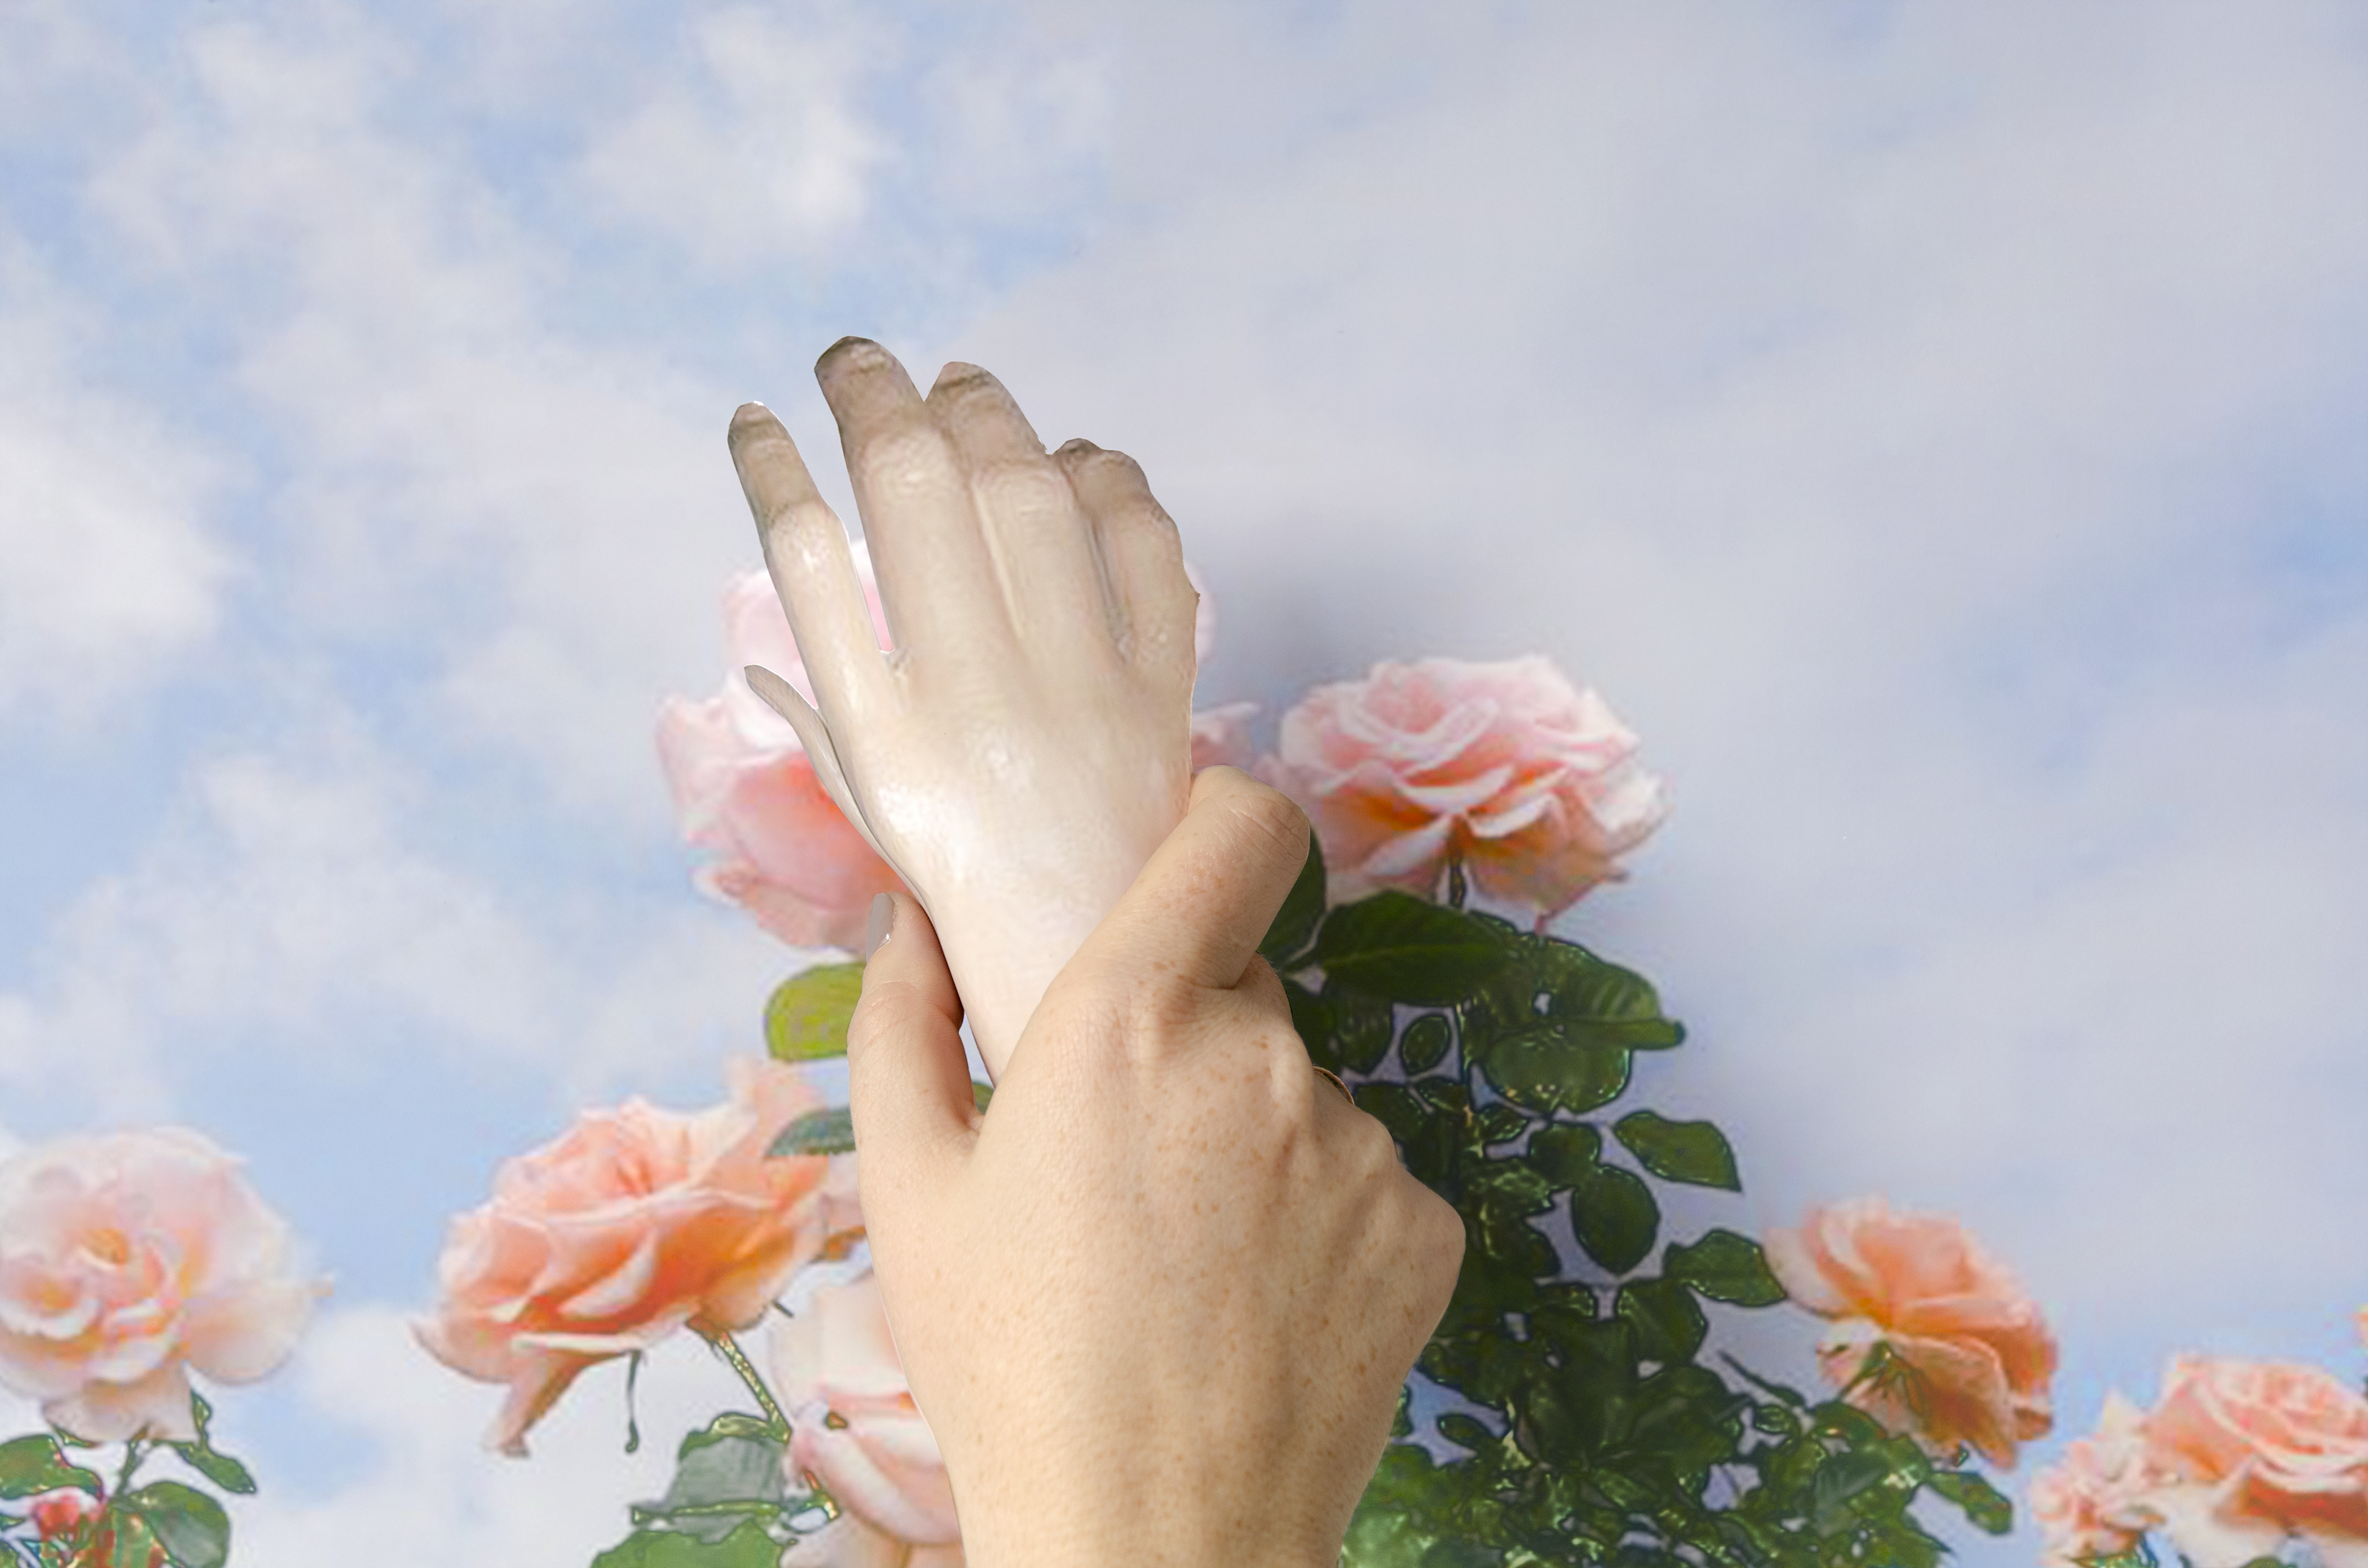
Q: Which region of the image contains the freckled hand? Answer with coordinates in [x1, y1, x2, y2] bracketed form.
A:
[728, 339, 1200, 1081]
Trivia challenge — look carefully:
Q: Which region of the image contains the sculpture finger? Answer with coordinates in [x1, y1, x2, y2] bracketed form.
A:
[729, 404, 892, 723]
[744, 662, 908, 883]
[929, 363, 1118, 674]
[815, 338, 1014, 663]
[1052, 439, 1198, 697]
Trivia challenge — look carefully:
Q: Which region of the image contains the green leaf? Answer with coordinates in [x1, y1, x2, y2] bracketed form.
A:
[1665, 1229, 1787, 1307]
[1284, 980, 1336, 1070]
[1398, 1013, 1453, 1076]
[0, 1434, 102, 1499]
[126, 1480, 230, 1568]
[1479, 1025, 1632, 1115]
[1259, 829, 1326, 967]
[1812, 1448, 1893, 1535]
[970, 1080, 993, 1112]
[1537, 947, 1684, 1048]
[1312, 892, 1509, 1005]
[1613, 1111, 1740, 1192]
[1527, 1122, 1601, 1187]
[1473, 1102, 1525, 1147]
[637, 1431, 790, 1546]
[168, 1443, 255, 1496]
[764, 962, 866, 1061]
[1926, 1470, 2013, 1535]
[591, 1519, 784, 1568]
[166, 1387, 256, 1496]
[107, 1512, 163, 1568]
[1615, 1276, 1707, 1366]
[766, 1106, 855, 1158]
[1323, 977, 1396, 1074]
[1570, 1163, 1658, 1274]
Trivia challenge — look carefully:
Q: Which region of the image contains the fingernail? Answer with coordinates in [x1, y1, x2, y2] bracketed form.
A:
[864, 892, 895, 960]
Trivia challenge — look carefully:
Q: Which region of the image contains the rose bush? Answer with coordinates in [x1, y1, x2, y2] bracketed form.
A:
[1764, 1195, 2057, 1467]
[415, 1056, 837, 1455]
[1254, 655, 1666, 925]
[771, 1270, 962, 1567]
[0, 1126, 323, 1444]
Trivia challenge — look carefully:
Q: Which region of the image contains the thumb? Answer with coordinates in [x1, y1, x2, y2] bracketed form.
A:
[844, 890, 976, 1215]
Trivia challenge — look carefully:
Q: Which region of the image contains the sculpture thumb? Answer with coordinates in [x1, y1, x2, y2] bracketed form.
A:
[844, 891, 976, 1205]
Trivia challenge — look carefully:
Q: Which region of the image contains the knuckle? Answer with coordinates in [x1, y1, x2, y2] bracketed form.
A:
[860, 422, 955, 497]
[1222, 781, 1311, 862]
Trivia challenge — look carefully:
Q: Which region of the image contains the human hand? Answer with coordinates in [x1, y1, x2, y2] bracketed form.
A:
[843, 766, 1468, 1568]
[728, 339, 1199, 1080]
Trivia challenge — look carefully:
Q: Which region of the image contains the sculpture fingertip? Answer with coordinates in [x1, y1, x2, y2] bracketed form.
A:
[728, 402, 784, 446]
[816, 335, 889, 379]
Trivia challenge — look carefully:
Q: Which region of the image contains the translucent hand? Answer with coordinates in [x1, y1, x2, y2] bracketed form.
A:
[728, 339, 1198, 1080]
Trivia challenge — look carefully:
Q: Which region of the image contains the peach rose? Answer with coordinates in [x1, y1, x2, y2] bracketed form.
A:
[657, 545, 909, 952]
[415, 1057, 836, 1456]
[2135, 1356, 2368, 1568]
[2030, 1393, 2164, 1566]
[1254, 655, 1665, 926]
[0, 1128, 324, 1443]
[1764, 1196, 2056, 1467]
[661, 550, 1239, 952]
[770, 1270, 961, 1567]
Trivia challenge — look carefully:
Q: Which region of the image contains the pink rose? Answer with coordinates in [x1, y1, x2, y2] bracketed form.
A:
[416, 1058, 836, 1456]
[1254, 656, 1666, 926]
[770, 1270, 961, 1566]
[657, 546, 908, 953]
[1764, 1196, 2057, 1468]
[2135, 1356, 2368, 1568]
[661, 550, 1241, 952]
[2030, 1393, 2163, 1566]
[0, 1128, 323, 1443]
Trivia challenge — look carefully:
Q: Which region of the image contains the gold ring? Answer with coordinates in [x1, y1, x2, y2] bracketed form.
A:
[1312, 1065, 1355, 1105]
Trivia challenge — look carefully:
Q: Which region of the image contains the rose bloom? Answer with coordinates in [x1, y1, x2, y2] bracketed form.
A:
[2029, 1393, 2164, 1567]
[0, 1127, 323, 1443]
[415, 1057, 837, 1456]
[1254, 655, 1665, 926]
[1764, 1196, 2057, 1468]
[659, 550, 1240, 952]
[2134, 1355, 2368, 1568]
[773, 1268, 961, 1568]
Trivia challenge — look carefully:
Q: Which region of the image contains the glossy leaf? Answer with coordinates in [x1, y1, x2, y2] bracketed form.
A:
[1616, 1276, 1708, 1366]
[764, 962, 866, 1061]
[1313, 892, 1508, 1004]
[1613, 1112, 1740, 1191]
[0, 1435, 101, 1499]
[1259, 829, 1327, 967]
[1528, 1122, 1602, 1187]
[766, 1107, 854, 1158]
[1479, 1025, 1631, 1115]
[1324, 976, 1397, 1074]
[1665, 1229, 1787, 1307]
[125, 1482, 229, 1568]
[1926, 1470, 2014, 1535]
[1570, 1163, 1658, 1274]
[1399, 1013, 1453, 1076]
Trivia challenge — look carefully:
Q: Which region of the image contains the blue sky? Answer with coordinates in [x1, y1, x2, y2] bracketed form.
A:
[4, 2, 2367, 1563]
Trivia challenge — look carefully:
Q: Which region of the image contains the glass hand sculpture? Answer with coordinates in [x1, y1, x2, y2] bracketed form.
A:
[729, 339, 1199, 1081]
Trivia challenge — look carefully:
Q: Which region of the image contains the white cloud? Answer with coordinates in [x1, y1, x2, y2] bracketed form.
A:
[0, 250, 232, 733]
[577, 5, 890, 268]
[0, 711, 809, 1121]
